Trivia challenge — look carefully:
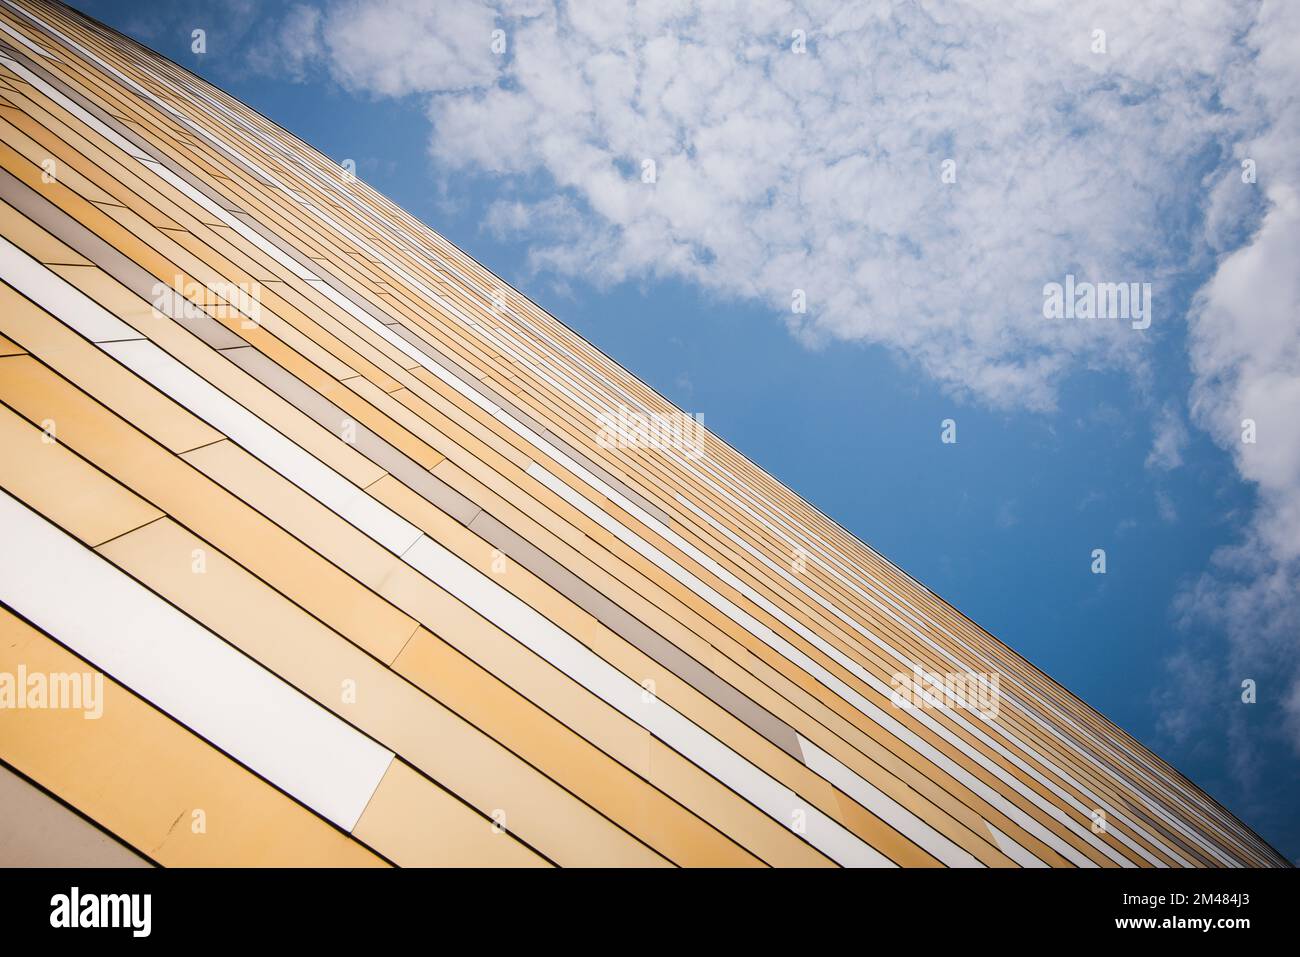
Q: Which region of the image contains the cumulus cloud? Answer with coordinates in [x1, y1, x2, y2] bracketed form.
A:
[1174, 0, 1300, 757]
[262, 0, 1270, 413]
[254, 1, 1300, 766]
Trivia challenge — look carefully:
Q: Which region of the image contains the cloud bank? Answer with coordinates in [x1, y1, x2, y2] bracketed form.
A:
[1172, 0, 1300, 791]
[272, 0, 1272, 413]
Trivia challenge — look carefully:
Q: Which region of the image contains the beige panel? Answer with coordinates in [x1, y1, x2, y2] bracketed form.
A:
[0, 353, 420, 664]
[0, 112, 121, 205]
[394, 626, 763, 868]
[0, 607, 386, 867]
[0, 197, 89, 264]
[0, 281, 223, 454]
[95, 515, 669, 868]
[0, 399, 162, 546]
[645, 737, 835, 868]
[353, 760, 550, 868]
[0, 763, 152, 867]
[180, 438, 409, 593]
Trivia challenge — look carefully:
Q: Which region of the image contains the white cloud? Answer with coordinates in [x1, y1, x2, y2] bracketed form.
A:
[1175, 0, 1300, 755]
[326, 0, 502, 95]
[269, 0, 1273, 414]
[247, 4, 323, 80]
[1146, 405, 1189, 471]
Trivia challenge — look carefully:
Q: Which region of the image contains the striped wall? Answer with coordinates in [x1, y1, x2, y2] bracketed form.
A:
[0, 0, 1286, 867]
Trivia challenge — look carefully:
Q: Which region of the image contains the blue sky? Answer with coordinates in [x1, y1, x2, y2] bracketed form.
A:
[68, 0, 1300, 861]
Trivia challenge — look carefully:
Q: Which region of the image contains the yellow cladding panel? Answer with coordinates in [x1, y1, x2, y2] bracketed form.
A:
[394, 626, 764, 867]
[0, 352, 420, 664]
[95, 515, 667, 868]
[0, 608, 386, 867]
[0, 199, 90, 265]
[0, 285, 224, 455]
[0, 399, 163, 546]
[353, 760, 550, 868]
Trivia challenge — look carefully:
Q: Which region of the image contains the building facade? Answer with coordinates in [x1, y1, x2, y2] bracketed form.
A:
[0, 0, 1287, 867]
